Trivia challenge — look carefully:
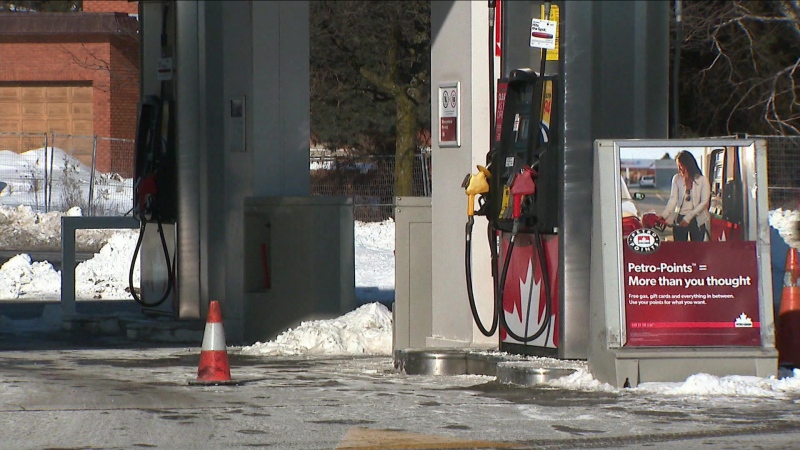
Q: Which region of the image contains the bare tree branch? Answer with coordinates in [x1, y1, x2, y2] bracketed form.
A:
[679, 0, 800, 136]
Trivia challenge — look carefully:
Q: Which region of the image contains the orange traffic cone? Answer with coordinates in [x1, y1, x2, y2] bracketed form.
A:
[777, 248, 800, 367]
[190, 301, 238, 385]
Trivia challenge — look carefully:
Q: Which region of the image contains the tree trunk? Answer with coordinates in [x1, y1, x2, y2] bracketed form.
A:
[394, 95, 417, 197]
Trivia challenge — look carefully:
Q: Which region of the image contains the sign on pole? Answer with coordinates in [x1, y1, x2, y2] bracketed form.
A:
[438, 82, 460, 148]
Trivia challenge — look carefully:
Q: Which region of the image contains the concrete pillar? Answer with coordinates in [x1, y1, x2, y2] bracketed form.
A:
[430, 1, 496, 348]
[140, 1, 311, 342]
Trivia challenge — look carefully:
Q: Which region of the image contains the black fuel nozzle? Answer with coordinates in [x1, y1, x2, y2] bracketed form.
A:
[461, 173, 471, 189]
[475, 194, 491, 217]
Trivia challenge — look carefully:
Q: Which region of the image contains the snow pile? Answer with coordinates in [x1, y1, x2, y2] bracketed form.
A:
[541, 368, 800, 397]
[633, 370, 800, 398]
[544, 368, 618, 392]
[0, 228, 140, 300]
[241, 302, 393, 356]
[769, 208, 800, 249]
[74, 231, 140, 299]
[0, 204, 117, 251]
[0, 254, 62, 299]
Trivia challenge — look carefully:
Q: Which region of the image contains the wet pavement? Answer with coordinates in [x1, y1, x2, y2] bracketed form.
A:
[2, 330, 800, 449]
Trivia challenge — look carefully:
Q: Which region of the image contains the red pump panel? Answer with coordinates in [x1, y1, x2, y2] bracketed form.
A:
[498, 232, 559, 348]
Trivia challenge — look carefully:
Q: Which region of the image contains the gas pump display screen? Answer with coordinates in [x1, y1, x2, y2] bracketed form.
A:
[619, 145, 761, 347]
[510, 84, 534, 150]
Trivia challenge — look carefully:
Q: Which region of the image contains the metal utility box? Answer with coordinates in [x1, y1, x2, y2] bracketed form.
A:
[243, 196, 355, 343]
[589, 139, 778, 388]
[393, 197, 433, 351]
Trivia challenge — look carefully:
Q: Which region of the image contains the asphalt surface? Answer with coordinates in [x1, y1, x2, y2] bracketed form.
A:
[2, 324, 800, 450]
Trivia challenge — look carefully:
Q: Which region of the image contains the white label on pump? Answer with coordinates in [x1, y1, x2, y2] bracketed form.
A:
[513, 114, 520, 132]
[505, 156, 515, 167]
[157, 58, 173, 81]
[530, 18, 557, 49]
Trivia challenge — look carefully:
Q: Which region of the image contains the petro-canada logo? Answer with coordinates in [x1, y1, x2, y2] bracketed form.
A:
[627, 229, 661, 253]
[734, 313, 753, 328]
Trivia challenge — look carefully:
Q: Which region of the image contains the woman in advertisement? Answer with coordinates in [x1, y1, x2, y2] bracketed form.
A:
[659, 151, 711, 242]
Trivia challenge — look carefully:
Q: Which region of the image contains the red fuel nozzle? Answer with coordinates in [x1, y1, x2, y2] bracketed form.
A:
[509, 166, 536, 219]
[136, 175, 158, 219]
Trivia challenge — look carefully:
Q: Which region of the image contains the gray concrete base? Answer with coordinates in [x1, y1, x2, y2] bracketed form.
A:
[61, 315, 126, 335]
[61, 314, 204, 343]
[123, 318, 205, 343]
[591, 347, 779, 388]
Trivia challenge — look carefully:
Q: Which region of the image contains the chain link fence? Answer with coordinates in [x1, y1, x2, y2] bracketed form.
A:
[0, 132, 134, 216]
[310, 153, 432, 221]
[2, 133, 795, 220]
[760, 136, 800, 210]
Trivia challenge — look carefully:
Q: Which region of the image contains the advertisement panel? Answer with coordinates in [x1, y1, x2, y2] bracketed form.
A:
[620, 145, 760, 347]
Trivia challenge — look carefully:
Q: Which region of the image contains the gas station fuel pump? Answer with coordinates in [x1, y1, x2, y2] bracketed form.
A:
[128, 1, 181, 313]
[465, 68, 561, 355]
[130, 94, 178, 310]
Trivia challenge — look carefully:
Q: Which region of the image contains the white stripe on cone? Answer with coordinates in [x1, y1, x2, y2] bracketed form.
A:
[201, 322, 227, 351]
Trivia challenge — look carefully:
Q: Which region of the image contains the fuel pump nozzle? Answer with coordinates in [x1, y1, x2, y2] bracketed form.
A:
[462, 165, 499, 337]
[463, 165, 491, 218]
[509, 165, 536, 221]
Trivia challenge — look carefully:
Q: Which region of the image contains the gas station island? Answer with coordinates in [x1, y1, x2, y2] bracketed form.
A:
[119, 1, 780, 387]
[394, 1, 779, 387]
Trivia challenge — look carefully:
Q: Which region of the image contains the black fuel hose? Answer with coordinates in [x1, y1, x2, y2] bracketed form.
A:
[128, 220, 175, 308]
[465, 216, 499, 336]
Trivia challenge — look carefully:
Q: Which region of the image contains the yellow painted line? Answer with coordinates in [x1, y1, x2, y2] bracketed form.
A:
[336, 427, 518, 450]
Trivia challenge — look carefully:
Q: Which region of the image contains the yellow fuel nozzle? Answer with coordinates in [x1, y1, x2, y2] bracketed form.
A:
[465, 166, 490, 216]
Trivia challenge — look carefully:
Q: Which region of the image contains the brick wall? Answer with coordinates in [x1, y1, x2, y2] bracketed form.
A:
[0, 42, 113, 140]
[0, 3, 141, 174]
[109, 36, 140, 176]
[83, 0, 138, 15]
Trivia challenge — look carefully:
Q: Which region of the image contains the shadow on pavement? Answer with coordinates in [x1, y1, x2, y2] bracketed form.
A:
[0, 300, 192, 352]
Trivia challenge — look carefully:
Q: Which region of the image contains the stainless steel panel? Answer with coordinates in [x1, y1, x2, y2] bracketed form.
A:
[559, 1, 669, 359]
[496, 363, 576, 385]
[175, 0, 201, 319]
[559, 2, 596, 360]
[395, 349, 501, 376]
